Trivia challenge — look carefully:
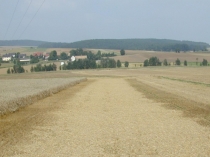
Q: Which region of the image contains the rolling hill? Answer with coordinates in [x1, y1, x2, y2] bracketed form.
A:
[0, 39, 209, 52]
[0, 40, 46, 47]
[39, 39, 209, 51]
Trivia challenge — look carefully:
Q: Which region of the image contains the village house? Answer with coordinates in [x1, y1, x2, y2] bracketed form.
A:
[2, 53, 16, 61]
[19, 54, 30, 63]
[19, 54, 26, 59]
[71, 55, 87, 62]
[44, 53, 50, 60]
[33, 52, 43, 57]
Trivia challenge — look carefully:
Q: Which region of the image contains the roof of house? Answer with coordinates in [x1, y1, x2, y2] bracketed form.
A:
[44, 53, 50, 56]
[19, 54, 26, 59]
[2, 54, 12, 58]
[75, 56, 87, 59]
[2, 53, 16, 58]
[33, 52, 43, 56]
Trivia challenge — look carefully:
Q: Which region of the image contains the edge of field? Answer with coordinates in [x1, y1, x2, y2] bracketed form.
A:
[127, 78, 210, 127]
[0, 77, 87, 116]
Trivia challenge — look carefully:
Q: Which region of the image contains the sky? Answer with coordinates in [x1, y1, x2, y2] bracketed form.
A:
[0, 0, 210, 44]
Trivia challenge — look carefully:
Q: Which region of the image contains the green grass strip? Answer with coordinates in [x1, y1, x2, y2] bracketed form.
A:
[160, 76, 210, 87]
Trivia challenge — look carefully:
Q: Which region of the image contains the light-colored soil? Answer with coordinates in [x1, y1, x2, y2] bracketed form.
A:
[0, 78, 210, 156]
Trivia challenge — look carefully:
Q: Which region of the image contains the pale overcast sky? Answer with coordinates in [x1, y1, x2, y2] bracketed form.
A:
[0, 0, 210, 43]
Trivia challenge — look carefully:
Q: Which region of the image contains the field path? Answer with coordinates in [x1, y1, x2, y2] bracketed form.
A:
[0, 78, 210, 156]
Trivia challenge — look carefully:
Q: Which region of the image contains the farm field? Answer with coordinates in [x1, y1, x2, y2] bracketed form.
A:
[110, 50, 210, 63]
[0, 77, 86, 115]
[0, 67, 210, 156]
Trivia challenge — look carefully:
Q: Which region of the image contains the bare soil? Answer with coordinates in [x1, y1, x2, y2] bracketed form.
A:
[0, 78, 210, 156]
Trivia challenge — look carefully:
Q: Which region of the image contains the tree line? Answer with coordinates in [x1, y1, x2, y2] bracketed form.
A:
[144, 57, 208, 66]
[39, 39, 209, 52]
[30, 63, 57, 72]
[7, 59, 25, 74]
[60, 58, 125, 70]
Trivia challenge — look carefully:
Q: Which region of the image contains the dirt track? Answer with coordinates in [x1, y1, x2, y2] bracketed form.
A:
[0, 78, 210, 156]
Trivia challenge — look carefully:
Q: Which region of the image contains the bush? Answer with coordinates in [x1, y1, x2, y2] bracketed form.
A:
[100, 58, 116, 68]
[202, 59, 208, 66]
[7, 68, 11, 74]
[31, 63, 57, 72]
[60, 52, 68, 60]
[144, 57, 161, 66]
[175, 58, 181, 65]
[120, 49, 125, 55]
[144, 59, 149, 67]
[117, 60, 121, 68]
[149, 57, 161, 66]
[184, 60, 187, 66]
[65, 59, 97, 69]
[30, 55, 39, 63]
[124, 61, 129, 67]
[163, 59, 168, 66]
[48, 50, 58, 60]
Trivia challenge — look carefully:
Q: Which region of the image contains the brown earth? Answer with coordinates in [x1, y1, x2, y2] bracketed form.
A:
[0, 77, 210, 156]
[111, 51, 210, 62]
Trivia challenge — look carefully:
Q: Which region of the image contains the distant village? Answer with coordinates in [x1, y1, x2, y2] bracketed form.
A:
[1, 51, 91, 63]
[1, 52, 50, 63]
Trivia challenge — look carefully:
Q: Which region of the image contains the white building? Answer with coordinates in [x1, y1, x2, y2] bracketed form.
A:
[2, 53, 15, 61]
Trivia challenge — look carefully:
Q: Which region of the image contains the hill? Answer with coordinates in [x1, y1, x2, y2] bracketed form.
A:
[0, 40, 46, 47]
[39, 39, 210, 51]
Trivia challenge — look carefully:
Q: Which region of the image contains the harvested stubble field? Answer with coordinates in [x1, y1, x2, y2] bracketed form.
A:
[0, 67, 210, 156]
[0, 77, 86, 116]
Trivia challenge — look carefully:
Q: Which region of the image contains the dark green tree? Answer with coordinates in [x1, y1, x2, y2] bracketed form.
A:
[7, 68, 11, 74]
[184, 60, 187, 66]
[175, 58, 181, 65]
[60, 52, 68, 60]
[163, 59, 168, 66]
[202, 59, 208, 66]
[30, 66, 34, 72]
[101, 52, 116, 57]
[100, 58, 116, 68]
[30, 55, 39, 63]
[52, 63, 57, 71]
[16, 52, 20, 58]
[117, 60, 121, 68]
[144, 59, 149, 67]
[48, 50, 58, 60]
[149, 57, 161, 66]
[97, 50, 101, 56]
[124, 61, 129, 67]
[120, 49, 125, 55]
[13, 64, 25, 73]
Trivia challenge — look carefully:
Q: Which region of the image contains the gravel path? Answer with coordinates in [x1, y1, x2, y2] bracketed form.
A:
[0, 78, 210, 156]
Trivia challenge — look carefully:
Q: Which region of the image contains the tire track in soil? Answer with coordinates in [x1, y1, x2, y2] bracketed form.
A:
[0, 78, 210, 157]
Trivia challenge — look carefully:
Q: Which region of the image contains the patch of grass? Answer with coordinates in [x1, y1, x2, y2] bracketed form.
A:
[127, 78, 210, 127]
[0, 63, 14, 69]
[22, 47, 47, 53]
[187, 62, 201, 66]
[159, 76, 210, 87]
